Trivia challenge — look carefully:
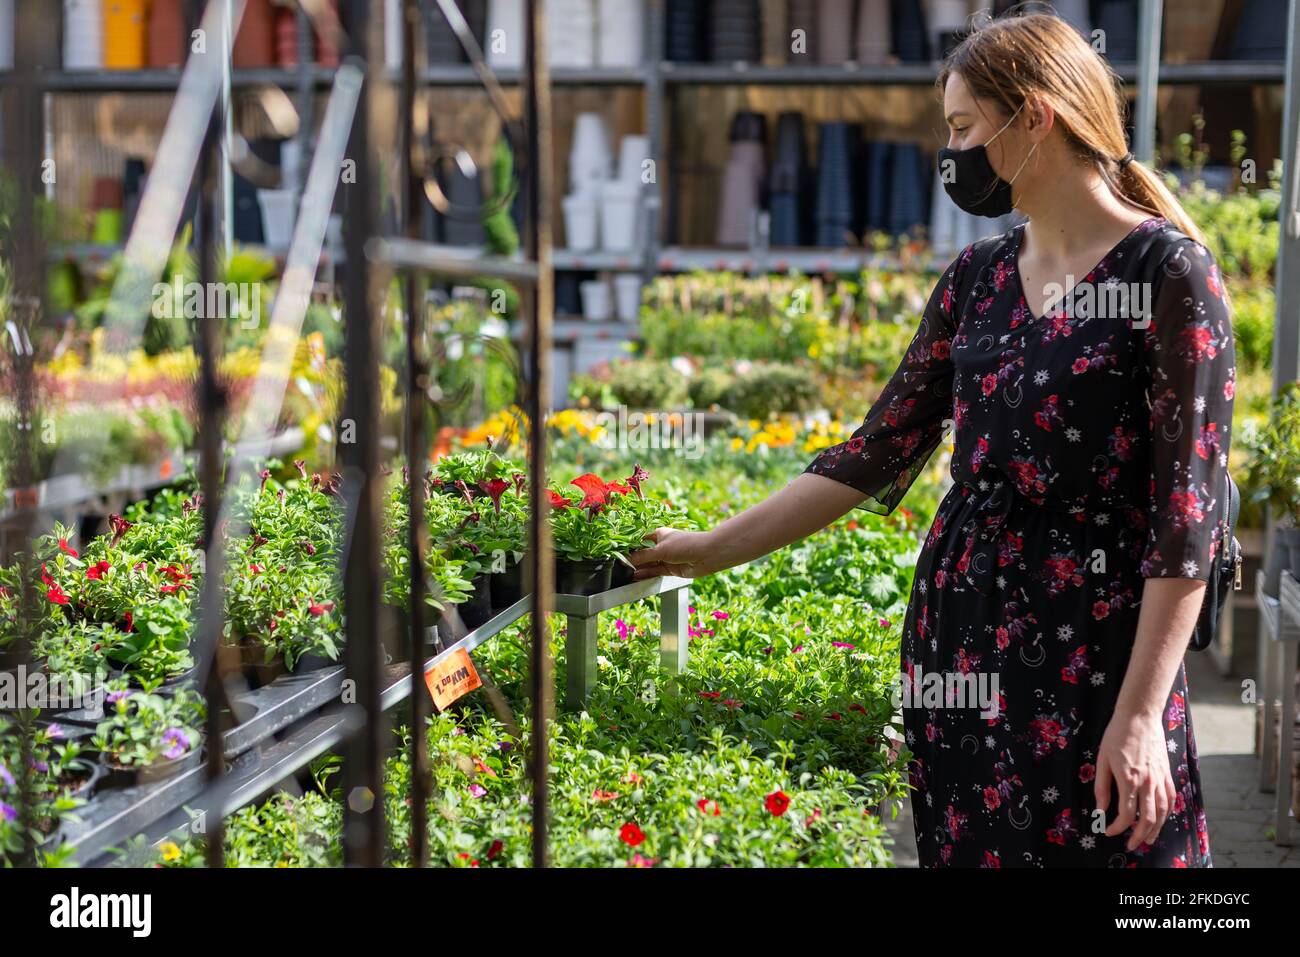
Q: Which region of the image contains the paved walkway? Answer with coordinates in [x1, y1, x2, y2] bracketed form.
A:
[882, 650, 1298, 867]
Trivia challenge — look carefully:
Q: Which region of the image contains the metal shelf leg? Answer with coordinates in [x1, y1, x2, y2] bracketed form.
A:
[1276, 641, 1297, 845]
[660, 583, 690, 678]
[564, 613, 599, 711]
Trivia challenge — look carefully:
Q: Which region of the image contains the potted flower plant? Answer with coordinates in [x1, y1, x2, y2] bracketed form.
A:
[548, 472, 639, 595]
[1245, 382, 1300, 591]
[91, 683, 205, 788]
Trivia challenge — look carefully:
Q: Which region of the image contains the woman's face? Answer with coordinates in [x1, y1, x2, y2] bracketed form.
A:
[943, 71, 1035, 185]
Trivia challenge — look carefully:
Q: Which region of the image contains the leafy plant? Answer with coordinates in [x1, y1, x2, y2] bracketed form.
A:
[92, 684, 205, 769]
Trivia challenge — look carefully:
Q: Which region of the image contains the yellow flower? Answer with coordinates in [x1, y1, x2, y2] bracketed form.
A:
[159, 841, 181, 862]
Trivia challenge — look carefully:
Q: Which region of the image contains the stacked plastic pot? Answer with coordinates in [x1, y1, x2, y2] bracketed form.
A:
[768, 112, 808, 246]
[0, 0, 12, 72]
[102, 0, 147, 70]
[716, 111, 767, 246]
[814, 122, 857, 246]
[563, 113, 648, 255]
[64, 0, 104, 70]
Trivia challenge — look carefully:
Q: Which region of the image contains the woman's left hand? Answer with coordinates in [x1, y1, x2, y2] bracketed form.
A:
[1094, 709, 1176, 852]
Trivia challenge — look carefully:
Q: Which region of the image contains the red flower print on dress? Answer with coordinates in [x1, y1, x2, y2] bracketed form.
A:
[883, 398, 917, 428]
[1176, 324, 1218, 363]
[1060, 645, 1090, 685]
[1079, 762, 1095, 783]
[943, 804, 969, 842]
[1045, 808, 1077, 846]
[1194, 422, 1220, 461]
[1165, 487, 1207, 531]
[1032, 395, 1064, 432]
[1026, 713, 1072, 759]
[1165, 691, 1186, 731]
[931, 338, 951, 361]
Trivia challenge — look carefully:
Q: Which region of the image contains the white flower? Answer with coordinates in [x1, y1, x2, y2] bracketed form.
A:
[1034, 370, 1049, 386]
[1166, 737, 1179, 754]
[1042, 786, 1059, 803]
[996, 575, 1007, 590]
[985, 736, 997, 749]
[1090, 672, 1105, 686]
[1065, 427, 1082, 442]
[1181, 560, 1199, 577]
[1094, 513, 1109, 526]
[1057, 624, 1074, 641]
[1194, 396, 1206, 414]
[1080, 835, 1096, 850]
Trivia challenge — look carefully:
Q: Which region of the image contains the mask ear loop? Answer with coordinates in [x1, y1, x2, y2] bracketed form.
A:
[963, 102, 1027, 206]
[995, 102, 1040, 207]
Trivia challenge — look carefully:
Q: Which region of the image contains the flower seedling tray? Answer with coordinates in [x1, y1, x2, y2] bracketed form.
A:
[52, 576, 693, 864]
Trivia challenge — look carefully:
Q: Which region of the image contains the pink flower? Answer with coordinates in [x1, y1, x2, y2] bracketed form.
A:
[710, 610, 729, 620]
[831, 641, 855, 649]
[469, 783, 487, 798]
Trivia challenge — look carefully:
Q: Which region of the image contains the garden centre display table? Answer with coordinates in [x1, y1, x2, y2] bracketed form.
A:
[47, 574, 692, 864]
[1255, 570, 1300, 846]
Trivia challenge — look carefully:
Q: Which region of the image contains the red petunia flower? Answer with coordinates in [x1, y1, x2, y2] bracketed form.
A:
[765, 790, 791, 817]
[47, 583, 70, 605]
[87, 561, 111, 581]
[58, 538, 79, 558]
[546, 489, 572, 509]
[626, 464, 650, 499]
[697, 799, 721, 817]
[592, 789, 620, 802]
[619, 822, 646, 847]
[308, 601, 336, 616]
[487, 840, 503, 860]
[478, 478, 510, 513]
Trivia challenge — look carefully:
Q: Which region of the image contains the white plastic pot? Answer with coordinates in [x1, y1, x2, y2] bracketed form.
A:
[63, 0, 104, 70]
[570, 111, 612, 190]
[580, 279, 613, 321]
[548, 0, 595, 68]
[617, 134, 651, 185]
[597, 0, 644, 67]
[0, 0, 14, 71]
[486, 0, 526, 69]
[258, 189, 298, 249]
[613, 274, 643, 322]
[600, 181, 640, 253]
[562, 193, 600, 251]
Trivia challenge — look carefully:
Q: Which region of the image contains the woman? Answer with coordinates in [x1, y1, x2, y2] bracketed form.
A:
[629, 13, 1232, 868]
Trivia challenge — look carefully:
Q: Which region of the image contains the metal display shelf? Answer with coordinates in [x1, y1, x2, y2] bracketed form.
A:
[1255, 569, 1300, 847]
[51, 575, 692, 865]
[0, 429, 305, 522]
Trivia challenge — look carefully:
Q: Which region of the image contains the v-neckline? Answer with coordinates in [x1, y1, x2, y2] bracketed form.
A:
[1011, 217, 1164, 325]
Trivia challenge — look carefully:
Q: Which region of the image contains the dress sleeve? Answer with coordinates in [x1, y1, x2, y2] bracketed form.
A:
[1140, 238, 1236, 581]
[801, 250, 965, 514]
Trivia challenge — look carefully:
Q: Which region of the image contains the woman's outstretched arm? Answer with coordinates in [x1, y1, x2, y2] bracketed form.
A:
[628, 473, 867, 580]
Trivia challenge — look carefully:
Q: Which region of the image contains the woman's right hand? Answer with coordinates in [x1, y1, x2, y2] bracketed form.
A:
[627, 527, 716, 581]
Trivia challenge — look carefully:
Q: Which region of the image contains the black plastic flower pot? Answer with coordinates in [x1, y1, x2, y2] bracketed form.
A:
[556, 558, 613, 596]
[99, 746, 203, 790]
[61, 758, 105, 802]
[490, 560, 526, 611]
[291, 652, 337, 673]
[459, 574, 496, 631]
[609, 559, 638, 589]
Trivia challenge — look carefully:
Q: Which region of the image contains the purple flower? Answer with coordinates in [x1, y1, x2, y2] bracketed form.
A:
[0, 801, 16, 822]
[161, 728, 192, 760]
[495, 741, 513, 753]
[0, 763, 14, 789]
[469, 783, 488, 799]
[107, 689, 132, 705]
[45, 723, 64, 740]
[615, 618, 630, 641]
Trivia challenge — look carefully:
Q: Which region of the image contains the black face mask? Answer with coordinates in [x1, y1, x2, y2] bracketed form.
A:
[936, 104, 1037, 219]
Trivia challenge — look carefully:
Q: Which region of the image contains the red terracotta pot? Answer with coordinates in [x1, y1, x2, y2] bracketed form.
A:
[232, 0, 275, 68]
[147, 0, 185, 68]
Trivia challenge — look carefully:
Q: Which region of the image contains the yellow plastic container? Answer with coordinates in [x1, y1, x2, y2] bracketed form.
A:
[102, 0, 147, 70]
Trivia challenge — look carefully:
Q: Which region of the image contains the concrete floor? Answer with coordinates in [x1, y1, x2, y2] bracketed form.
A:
[881, 649, 1298, 868]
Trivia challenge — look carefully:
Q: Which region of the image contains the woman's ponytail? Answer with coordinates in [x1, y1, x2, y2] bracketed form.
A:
[1109, 158, 1209, 248]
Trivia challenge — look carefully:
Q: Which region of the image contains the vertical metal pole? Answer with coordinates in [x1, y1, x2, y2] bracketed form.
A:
[1273, 0, 1300, 394]
[400, 0, 431, 869]
[642, 0, 665, 282]
[1, 1, 56, 869]
[522, 0, 554, 869]
[659, 583, 690, 677]
[1134, 0, 1163, 164]
[563, 614, 598, 710]
[196, 83, 230, 873]
[340, 1, 387, 868]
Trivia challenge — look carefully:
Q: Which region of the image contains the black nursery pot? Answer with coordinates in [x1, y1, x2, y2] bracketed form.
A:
[609, 559, 638, 589]
[556, 559, 613, 596]
[459, 574, 496, 631]
[100, 746, 204, 790]
[61, 759, 106, 802]
[490, 560, 526, 611]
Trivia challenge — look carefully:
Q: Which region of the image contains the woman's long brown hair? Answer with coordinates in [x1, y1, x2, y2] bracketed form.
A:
[937, 10, 1208, 246]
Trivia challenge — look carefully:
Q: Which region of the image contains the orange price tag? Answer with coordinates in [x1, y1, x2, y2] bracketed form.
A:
[424, 649, 482, 712]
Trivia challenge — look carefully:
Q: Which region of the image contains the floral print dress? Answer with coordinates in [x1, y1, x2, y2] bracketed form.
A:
[804, 217, 1232, 867]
